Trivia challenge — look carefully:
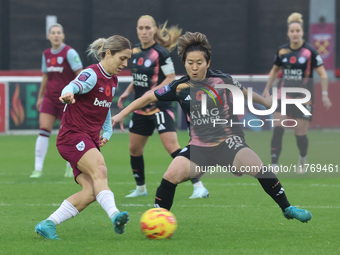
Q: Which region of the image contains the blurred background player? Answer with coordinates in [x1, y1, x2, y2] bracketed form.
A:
[112, 31, 312, 223]
[118, 15, 209, 198]
[263, 12, 332, 173]
[30, 23, 83, 178]
[35, 35, 131, 239]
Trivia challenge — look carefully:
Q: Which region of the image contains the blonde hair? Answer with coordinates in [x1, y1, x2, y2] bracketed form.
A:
[138, 15, 182, 52]
[177, 32, 211, 63]
[287, 12, 303, 27]
[87, 35, 131, 61]
[49, 23, 64, 33]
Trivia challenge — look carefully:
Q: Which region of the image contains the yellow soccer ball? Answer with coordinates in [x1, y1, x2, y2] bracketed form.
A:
[140, 208, 177, 239]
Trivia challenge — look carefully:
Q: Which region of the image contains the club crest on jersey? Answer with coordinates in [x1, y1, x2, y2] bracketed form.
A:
[155, 84, 170, 96]
[57, 57, 64, 64]
[144, 59, 152, 67]
[76, 141, 85, 151]
[78, 72, 91, 82]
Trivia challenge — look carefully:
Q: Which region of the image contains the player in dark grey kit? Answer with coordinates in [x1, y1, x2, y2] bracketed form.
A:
[263, 12, 332, 173]
[118, 15, 209, 199]
[113, 31, 312, 224]
[34, 35, 132, 240]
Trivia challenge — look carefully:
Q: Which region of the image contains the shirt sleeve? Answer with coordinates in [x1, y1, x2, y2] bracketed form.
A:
[66, 48, 83, 72]
[154, 83, 177, 101]
[61, 82, 80, 96]
[160, 57, 175, 75]
[69, 68, 98, 94]
[311, 48, 324, 68]
[41, 54, 47, 73]
[273, 50, 282, 66]
[101, 108, 113, 141]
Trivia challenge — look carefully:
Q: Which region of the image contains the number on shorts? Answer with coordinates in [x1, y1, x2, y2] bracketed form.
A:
[155, 111, 165, 124]
[225, 136, 244, 150]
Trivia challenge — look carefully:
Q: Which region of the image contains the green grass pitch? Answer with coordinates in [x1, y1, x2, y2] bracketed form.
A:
[0, 130, 339, 255]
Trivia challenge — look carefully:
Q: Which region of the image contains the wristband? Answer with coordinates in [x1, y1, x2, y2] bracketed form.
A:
[322, 91, 328, 96]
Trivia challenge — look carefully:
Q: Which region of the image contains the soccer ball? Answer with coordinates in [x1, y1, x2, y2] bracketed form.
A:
[140, 208, 177, 239]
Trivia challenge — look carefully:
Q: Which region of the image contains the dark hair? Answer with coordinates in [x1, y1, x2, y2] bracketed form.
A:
[177, 32, 211, 63]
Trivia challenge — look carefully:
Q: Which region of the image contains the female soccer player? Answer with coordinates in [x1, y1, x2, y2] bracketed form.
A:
[30, 23, 83, 178]
[112, 31, 312, 223]
[34, 35, 132, 239]
[118, 15, 209, 199]
[263, 12, 332, 173]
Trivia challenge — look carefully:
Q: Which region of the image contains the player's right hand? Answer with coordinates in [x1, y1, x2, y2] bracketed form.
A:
[59, 92, 76, 104]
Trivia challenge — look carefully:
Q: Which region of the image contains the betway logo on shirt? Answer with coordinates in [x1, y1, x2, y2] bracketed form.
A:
[93, 98, 112, 108]
[47, 66, 64, 73]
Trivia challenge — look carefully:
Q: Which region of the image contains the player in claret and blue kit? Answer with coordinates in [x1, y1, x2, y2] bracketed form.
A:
[34, 35, 132, 240]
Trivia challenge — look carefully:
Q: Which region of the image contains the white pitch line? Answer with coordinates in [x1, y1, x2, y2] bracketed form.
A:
[1, 203, 339, 209]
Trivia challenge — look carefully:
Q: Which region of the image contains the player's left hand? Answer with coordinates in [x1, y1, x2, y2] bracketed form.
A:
[263, 92, 273, 109]
[100, 136, 108, 147]
[322, 95, 332, 109]
[111, 114, 125, 132]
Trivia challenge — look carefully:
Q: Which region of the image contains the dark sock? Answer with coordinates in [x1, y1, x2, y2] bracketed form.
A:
[295, 135, 308, 157]
[130, 155, 145, 186]
[271, 127, 284, 164]
[256, 170, 290, 211]
[170, 148, 182, 159]
[154, 178, 177, 210]
[190, 178, 200, 184]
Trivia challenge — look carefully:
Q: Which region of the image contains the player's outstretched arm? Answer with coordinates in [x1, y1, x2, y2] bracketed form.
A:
[112, 92, 158, 132]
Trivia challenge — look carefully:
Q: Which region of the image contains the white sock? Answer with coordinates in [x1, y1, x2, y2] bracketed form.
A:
[66, 162, 71, 168]
[193, 181, 204, 189]
[96, 190, 119, 219]
[47, 200, 79, 226]
[34, 135, 50, 171]
[136, 184, 146, 191]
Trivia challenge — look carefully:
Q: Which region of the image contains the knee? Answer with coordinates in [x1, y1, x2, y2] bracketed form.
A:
[163, 170, 187, 185]
[92, 163, 108, 180]
[129, 145, 143, 156]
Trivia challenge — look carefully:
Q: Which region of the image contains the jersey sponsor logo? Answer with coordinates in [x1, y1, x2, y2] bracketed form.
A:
[298, 56, 306, 64]
[93, 97, 112, 108]
[76, 141, 85, 151]
[78, 72, 91, 82]
[144, 59, 152, 67]
[289, 56, 297, 64]
[155, 84, 170, 96]
[47, 66, 64, 73]
[283, 69, 303, 80]
[57, 56, 63, 64]
[133, 73, 148, 87]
